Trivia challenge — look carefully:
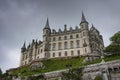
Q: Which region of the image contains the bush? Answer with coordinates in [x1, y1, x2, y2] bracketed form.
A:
[94, 75, 103, 80]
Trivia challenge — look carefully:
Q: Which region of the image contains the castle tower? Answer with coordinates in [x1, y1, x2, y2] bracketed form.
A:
[43, 18, 51, 59]
[80, 12, 91, 55]
[20, 42, 26, 66]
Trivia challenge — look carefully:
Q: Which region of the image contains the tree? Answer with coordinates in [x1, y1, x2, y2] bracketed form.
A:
[104, 31, 120, 54]
[110, 31, 120, 45]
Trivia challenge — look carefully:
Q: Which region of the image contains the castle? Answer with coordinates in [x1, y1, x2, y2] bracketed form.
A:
[20, 12, 104, 66]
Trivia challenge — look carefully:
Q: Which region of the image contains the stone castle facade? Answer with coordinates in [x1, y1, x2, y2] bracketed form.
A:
[20, 12, 104, 66]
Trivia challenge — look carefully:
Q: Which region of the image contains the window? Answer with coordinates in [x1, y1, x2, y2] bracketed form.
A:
[41, 49, 42, 53]
[83, 32, 85, 36]
[58, 42, 62, 50]
[64, 36, 67, 40]
[49, 44, 51, 50]
[53, 53, 55, 57]
[70, 41, 74, 48]
[85, 48, 87, 53]
[25, 61, 27, 65]
[78, 50, 80, 55]
[64, 42, 68, 49]
[59, 52, 61, 57]
[52, 43, 56, 51]
[37, 56, 39, 59]
[71, 51, 74, 56]
[53, 37, 56, 41]
[70, 35, 73, 39]
[46, 37, 47, 41]
[38, 50, 40, 54]
[49, 38, 51, 41]
[76, 40, 80, 48]
[58, 37, 61, 40]
[25, 55, 27, 59]
[76, 34, 79, 38]
[65, 51, 67, 56]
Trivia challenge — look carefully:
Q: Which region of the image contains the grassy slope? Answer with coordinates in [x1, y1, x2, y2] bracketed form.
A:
[12, 57, 85, 76]
[11, 53, 120, 76]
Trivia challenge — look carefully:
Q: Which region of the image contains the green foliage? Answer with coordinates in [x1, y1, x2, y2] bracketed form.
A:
[61, 67, 83, 80]
[94, 75, 103, 80]
[104, 31, 120, 54]
[104, 44, 120, 53]
[104, 53, 120, 61]
[110, 31, 120, 45]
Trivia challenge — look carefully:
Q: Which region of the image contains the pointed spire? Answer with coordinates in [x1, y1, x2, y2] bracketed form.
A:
[21, 41, 26, 52]
[80, 11, 88, 24]
[44, 17, 50, 29]
[22, 41, 26, 49]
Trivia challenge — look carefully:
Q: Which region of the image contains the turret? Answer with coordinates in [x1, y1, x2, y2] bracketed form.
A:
[43, 18, 51, 59]
[43, 18, 51, 36]
[21, 42, 26, 52]
[80, 12, 89, 30]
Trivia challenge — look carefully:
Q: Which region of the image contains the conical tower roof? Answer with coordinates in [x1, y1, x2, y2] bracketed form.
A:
[22, 42, 26, 49]
[44, 18, 50, 29]
[80, 12, 88, 24]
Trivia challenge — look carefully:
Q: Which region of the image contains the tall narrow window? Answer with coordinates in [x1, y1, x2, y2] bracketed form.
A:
[65, 51, 67, 56]
[49, 44, 51, 50]
[76, 40, 80, 48]
[38, 50, 40, 54]
[70, 35, 73, 39]
[76, 34, 79, 38]
[85, 48, 87, 53]
[83, 32, 85, 36]
[78, 50, 80, 55]
[53, 37, 56, 41]
[70, 41, 74, 48]
[71, 51, 74, 56]
[64, 42, 68, 49]
[64, 36, 67, 40]
[59, 52, 61, 57]
[53, 53, 55, 57]
[52, 43, 56, 51]
[58, 42, 62, 50]
[58, 37, 61, 40]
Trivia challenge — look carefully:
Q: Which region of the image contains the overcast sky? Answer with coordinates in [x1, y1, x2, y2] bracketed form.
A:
[0, 0, 120, 72]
